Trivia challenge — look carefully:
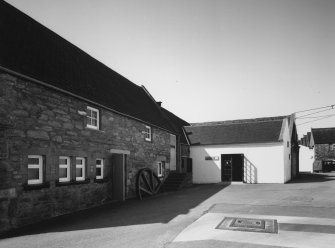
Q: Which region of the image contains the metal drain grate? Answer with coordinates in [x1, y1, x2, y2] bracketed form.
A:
[216, 217, 278, 234]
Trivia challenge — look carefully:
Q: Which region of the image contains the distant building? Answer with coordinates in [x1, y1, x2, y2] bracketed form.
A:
[310, 128, 335, 172]
[185, 115, 299, 184]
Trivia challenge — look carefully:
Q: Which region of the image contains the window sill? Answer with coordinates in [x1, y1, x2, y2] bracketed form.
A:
[23, 182, 50, 191]
[56, 178, 90, 187]
[85, 127, 105, 133]
[94, 178, 109, 183]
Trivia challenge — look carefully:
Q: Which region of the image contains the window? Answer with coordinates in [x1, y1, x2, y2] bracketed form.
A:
[27, 155, 43, 185]
[145, 126, 151, 141]
[287, 141, 290, 147]
[87, 106, 99, 130]
[96, 158, 104, 180]
[76, 157, 86, 181]
[59, 156, 70, 182]
[157, 161, 165, 177]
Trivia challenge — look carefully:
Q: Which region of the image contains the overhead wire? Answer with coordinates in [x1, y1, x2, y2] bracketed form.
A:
[296, 108, 334, 118]
[297, 115, 335, 126]
[294, 104, 335, 114]
[297, 114, 335, 119]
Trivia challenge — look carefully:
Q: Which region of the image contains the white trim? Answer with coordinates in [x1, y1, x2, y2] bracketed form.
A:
[157, 161, 164, 177]
[109, 149, 130, 155]
[27, 155, 43, 185]
[145, 125, 152, 141]
[86, 106, 99, 130]
[182, 127, 191, 145]
[75, 157, 86, 181]
[96, 158, 104, 180]
[59, 156, 71, 182]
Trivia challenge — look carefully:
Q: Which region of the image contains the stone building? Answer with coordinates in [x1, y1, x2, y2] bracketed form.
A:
[0, 1, 189, 233]
[310, 128, 335, 172]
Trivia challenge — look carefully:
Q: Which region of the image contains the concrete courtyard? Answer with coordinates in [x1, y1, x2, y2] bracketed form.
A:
[1, 172, 335, 248]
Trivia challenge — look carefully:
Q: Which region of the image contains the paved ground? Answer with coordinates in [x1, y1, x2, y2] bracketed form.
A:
[1, 172, 335, 248]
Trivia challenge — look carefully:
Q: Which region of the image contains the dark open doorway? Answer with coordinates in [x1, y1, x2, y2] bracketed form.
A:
[111, 153, 127, 201]
[221, 154, 244, 182]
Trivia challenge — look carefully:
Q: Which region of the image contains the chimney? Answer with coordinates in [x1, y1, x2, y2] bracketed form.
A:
[156, 101, 162, 107]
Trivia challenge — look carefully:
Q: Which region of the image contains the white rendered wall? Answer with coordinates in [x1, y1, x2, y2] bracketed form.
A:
[190, 142, 285, 184]
[299, 146, 314, 172]
[282, 119, 292, 183]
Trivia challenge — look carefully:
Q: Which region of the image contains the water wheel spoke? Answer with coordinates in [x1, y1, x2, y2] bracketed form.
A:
[136, 167, 162, 200]
[154, 182, 162, 193]
[139, 186, 153, 195]
[150, 170, 155, 189]
[141, 173, 153, 192]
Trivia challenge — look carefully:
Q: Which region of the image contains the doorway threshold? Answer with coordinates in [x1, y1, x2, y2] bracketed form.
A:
[218, 182, 244, 185]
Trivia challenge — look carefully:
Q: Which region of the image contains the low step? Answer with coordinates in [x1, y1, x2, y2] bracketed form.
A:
[163, 172, 189, 191]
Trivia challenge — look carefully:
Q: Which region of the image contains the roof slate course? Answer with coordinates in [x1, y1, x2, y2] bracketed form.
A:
[185, 116, 287, 145]
[312, 128, 335, 144]
[161, 108, 190, 144]
[0, 0, 179, 132]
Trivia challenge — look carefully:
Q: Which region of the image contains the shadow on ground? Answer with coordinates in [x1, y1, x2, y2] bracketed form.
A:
[288, 172, 335, 184]
[1, 184, 228, 238]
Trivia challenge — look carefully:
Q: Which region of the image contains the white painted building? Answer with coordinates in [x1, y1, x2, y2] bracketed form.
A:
[299, 146, 314, 172]
[185, 116, 298, 184]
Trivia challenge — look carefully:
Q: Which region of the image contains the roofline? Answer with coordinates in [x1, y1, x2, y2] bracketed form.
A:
[190, 116, 289, 127]
[311, 127, 335, 131]
[0, 66, 177, 135]
[140, 85, 170, 116]
[278, 117, 288, 142]
[189, 140, 283, 146]
[181, 127, 191, 146]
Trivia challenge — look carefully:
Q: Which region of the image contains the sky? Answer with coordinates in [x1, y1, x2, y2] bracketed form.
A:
[5, 0, 335, 137]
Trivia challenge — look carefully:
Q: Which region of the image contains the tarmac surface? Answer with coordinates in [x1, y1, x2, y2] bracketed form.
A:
[1, 172, 335, 248]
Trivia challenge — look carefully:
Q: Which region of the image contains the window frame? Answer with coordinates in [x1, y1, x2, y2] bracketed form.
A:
[75, 157, 86, 181]
[157, 161, 164, 177]
[145, 125, 152, 141]
[96, 158, 104, 180]
[86, 106, 100, 130]
[27, 155, 43, 185]
[59, 156, 71, 182]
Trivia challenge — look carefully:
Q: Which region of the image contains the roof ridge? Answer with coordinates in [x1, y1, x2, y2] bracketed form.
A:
[1, 1, 141, 90]
[312, 127, 335, 130]
[190, 116, 288, 127]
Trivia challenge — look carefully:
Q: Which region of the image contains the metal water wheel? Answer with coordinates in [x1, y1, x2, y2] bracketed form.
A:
[136, 168, 162, 200]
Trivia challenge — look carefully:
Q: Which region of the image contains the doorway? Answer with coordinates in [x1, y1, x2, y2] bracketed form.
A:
[111, 153, 127, 201]
[221, 154, 244, 182]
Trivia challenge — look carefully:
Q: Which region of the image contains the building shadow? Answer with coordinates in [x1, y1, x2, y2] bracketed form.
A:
[1, 183, 229, 238]
[244, 156, 257, 183]
[288, 172, 335, 184]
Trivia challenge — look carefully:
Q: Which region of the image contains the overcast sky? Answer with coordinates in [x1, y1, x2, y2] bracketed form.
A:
[5, 0, 335, 137]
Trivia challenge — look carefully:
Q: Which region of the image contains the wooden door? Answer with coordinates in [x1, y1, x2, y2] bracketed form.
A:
[112, 154, 125, 201]
[221, 154, 244, 182]
[232, 154, 244, 182]
[221, 155, 232, 182]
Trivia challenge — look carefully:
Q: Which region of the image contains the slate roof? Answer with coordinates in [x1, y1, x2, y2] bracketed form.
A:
[161, 108, 190, 144]
[185, 116, 288, 146]
[0, 0, 177, 132]
[311, 128, 335, 144]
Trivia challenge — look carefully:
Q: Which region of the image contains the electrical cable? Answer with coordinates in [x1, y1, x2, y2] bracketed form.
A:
[294, 104, 335, 114]
[296, 108, 334, 118]
[297, 114, 335, 119]
[297, 115, 335, 126]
